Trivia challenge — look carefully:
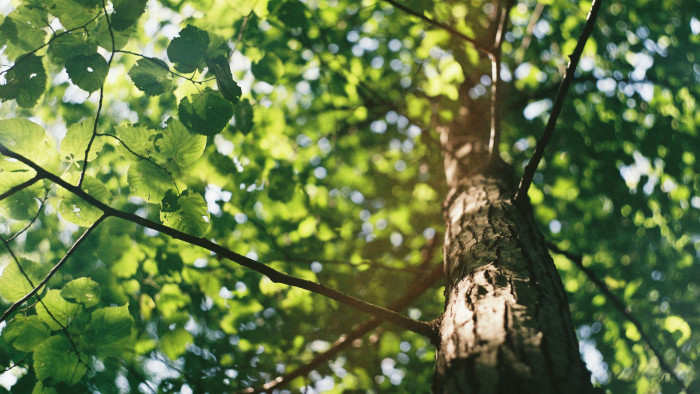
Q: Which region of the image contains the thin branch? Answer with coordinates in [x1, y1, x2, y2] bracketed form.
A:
[241, 239, 442, 393]
[514, 0, 602, 205]
[0, 354, 30, 374]
[547, 243, 690, 394]
[0, 143, 434, 339]
[0, 175, 39, 202]
[0, 215, 106, 324]
[6, 183, 52, 242]
[488, 0, 515, 159]
[514, 3, 546, 65]
[381, 0, 492, 56]
[78, 0, 116, 187]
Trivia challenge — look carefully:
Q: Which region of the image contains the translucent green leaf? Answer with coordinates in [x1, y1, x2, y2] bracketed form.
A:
[664, 316, 691, 345]
[47, 30, 97, 65]
[85, 304, 133, 355]
[0, 187, 40, 220]
[159, 328, 193, 360]
[93, 17, 135, 51]
[0, 119, 56, 167]
[155, 283, 191, 321]
[160, 190, 210, 236]
[110, 0, 147, 31]
[4, 316, 50, 352]
[268, 163, 295, 202]
[179, 88, 233, 136]
[61, 277, 100, 307]
[252, 53, 284, 84]
[127, 160, 174, 203]
[128, 57, 173, 96]
[204, 55, 241, 103]
[167, 24, 209, 73]
[0, 259, 44, 303]
[158, 118, 207, 167]
[0, 8, 47, 53]
[114, 124, 159, 160]
[34, 336, 87, 384]
[65, 53, 109, 93]
[36, 290, 80, 330]
[0, 54, 47, 108]
[0, 159, 36, 195]
[234, 99, 255, 135]
[48, 0, 100, 29]
[59, 176, 110, 227]
[60, 120, 103, 164]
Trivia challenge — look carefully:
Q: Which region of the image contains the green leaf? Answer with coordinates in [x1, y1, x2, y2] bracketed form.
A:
[0, 8, 47, 53]
[85, 304, 133, 347]
[277, 0, 307, 29]
[158, 118, 207, 167]
[0, 54, 47, 108]
[0, 187, 40, 220]
[251, 53, 284, 84]
[127, 160, 174, 203]
[34, 336, 88, 384]
[268, 163, 295, 202]
[234, 99, 255, 135]
[0, 259, 44, 303]
[93, 17, 135, 51]
[0, 119, 56, 167]
[167, 24, 209, 73]
[48, 0, 100, 29]
[159, 328, 193, 360]
[61, 277, 100, 307]
[4, 315, 51, 352]
[110, 0, 147, 30]
[114, 124, 158, 160]
[47, 30, 97, 65]
[36, 290, 80, 330]
[60, 120, 103, 164]
[127, 57, 173, 96]
[204, 55, 241, 103]
[178, 88, 233, 136]
[65, 53, 109, 93]
[160, 190, 210, 236]
[58, 175, 110, 227]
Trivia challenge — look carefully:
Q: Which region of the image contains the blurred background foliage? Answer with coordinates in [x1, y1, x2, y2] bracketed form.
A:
[0, 0, 698, 392]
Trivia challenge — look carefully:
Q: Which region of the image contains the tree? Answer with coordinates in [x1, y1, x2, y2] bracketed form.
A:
[0, 0, 697, 392]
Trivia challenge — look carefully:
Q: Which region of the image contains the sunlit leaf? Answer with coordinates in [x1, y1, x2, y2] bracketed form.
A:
[34, 336, 88, 384]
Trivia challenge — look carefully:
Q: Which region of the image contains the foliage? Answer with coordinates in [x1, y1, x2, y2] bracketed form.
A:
[0, 0, 698, 392]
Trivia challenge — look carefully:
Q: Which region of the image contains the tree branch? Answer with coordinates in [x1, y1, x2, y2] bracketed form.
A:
[240, 239, 443, 393]
[381, 0, 492, 56]
[488, 0, 515, 159]
[547, 243, 690, 393]
[0, 143, 435, 339]
[514, 0, 602, 205]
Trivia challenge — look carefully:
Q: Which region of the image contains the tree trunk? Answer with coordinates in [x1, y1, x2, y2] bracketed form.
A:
[432, 117, 596, 392]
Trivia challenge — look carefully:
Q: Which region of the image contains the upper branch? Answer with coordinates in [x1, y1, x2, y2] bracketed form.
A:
[513, 0, 602, 205]
[382, 0, 492, 56]
[0, 143, 435, 339]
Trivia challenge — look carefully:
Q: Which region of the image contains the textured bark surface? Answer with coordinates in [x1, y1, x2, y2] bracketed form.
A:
[432, 116, 595, 392]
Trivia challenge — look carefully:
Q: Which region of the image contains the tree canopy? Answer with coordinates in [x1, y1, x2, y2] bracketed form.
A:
[0, 0, 698, 392]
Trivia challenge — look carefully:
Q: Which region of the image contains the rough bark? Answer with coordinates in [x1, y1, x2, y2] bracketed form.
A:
[433, 122, 596, 392]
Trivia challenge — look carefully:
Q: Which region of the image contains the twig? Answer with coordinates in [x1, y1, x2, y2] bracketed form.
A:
[6, 183, 52, 242]
[241, 239, 442, 393]
[0, 143, 435, 339]
[78, 0, 116, 188]
[515, 3, 546, 65]
[547, 242, 690, 393]
[0, 354, 30, 374]
[381, 0, 492, 56]
[514, 0, 602, 205]
[488, 0, 515, 159]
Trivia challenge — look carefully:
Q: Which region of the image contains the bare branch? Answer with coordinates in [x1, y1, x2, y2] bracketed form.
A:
[547, 243, 690, 394]
[488, 0, 515, 159]
[514, 3, 546, 65]
[0, 354, 30, 374]
[514, 0, 602, 205]
[241, 238, 442, 393]
[0, 215, 106, 324]
[0, 143, 435, 339]
[382, 0, 492, 56]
